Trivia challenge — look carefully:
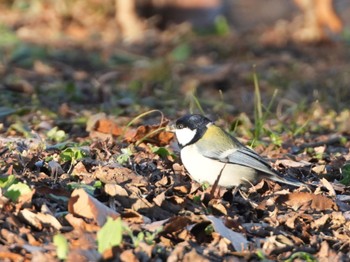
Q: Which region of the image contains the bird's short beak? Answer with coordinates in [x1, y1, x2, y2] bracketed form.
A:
[165, 122, 176, 133]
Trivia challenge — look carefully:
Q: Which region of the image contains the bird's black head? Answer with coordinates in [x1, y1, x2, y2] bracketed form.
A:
[175, 114, 212, 147]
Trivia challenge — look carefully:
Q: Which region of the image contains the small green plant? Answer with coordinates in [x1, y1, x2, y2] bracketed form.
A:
[93, 180, 103, 189]
[124, 225, 163, 247]
[116, 146, 133, 165]
[340, 136, 348, 146]
[5, 182, 32, 202]
[285, 252, 316, 262]
[291, 119, 310, 136]
[149, 145, 176, 159]
[46, 141, 78, 151]
[214, 15, 230, 36]
[97, 217, 162, 253]
[201, 181, 211, 191]
[64, 82, 83, 102]
[255, 249, 268, 260]
[0, 174, 32, 202]
[53, 234, 69, 260]
[9, 121, 32, 138]
[340, 163, 350, 186]
[192, 195, 201, 204]
[47, 126, 67, 142]
[252, 69, 279, 144]
[170, 43, 191, 62]
[60, 147, 87, 163]
[67, 182, 96, 195]
[97, 217, 123, 253]
[60, 146, 88, 173]
[0, 174, 16, 188]
[185, 83, 205, 115]
[253, 70, 263, 140]
[204, 224, 214, 235]
[0, 25, 19, 47]
[341, 27, 350, 44]
[266, 129, 283, 147]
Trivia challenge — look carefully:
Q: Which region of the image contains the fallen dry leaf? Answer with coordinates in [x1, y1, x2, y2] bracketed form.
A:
[311, 214, 330, 229]
[173, 185, 191, 195]
[90, 117, 123, 136]
[38, 209, 62, 230]
[120, 249, 138, 262]
[275, 159, 312, 168]
[125, 122, 174, 146]
[320, 178, 336, 197]
[19, 208, 62, 230]
[94, 166, 147, 185]
[87, 114, 174, 146]
[0, 246, 24, 261]
[167, 242, 189, 262]
[15, 188, 35, 210]
[121, 209, 144, 224]
[1, 228, 27, 245]
[312, 164, 326, 174]
[208, 199, 227, 215]
[283, 212, 300, 229]
[205, 215, 249, 252]
[18, 209, 42, 230]
[68, 188, 119, 226]
[104, 183, 129, 197]
[317, 241, 343, 261]
[65, 213, 100, 231]
[182, 248, 210, 262]
[330, 212, 346, 228]
[142, 219, 169, 232]
[153, 191, 166, 207]
[162, 216, 192, 235]
[262, 235, 294, 255]
[168, 195, 185, 205]
[276, 192, 338, 211]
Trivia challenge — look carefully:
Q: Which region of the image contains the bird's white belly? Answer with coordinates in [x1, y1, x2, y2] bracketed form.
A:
[180, 145, 257, 187]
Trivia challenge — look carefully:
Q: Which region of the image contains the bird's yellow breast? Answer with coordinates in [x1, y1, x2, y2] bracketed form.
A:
[199, 125, 235, 150]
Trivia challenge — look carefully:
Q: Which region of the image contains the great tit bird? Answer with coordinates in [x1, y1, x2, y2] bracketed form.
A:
[173, 114, 303, 188]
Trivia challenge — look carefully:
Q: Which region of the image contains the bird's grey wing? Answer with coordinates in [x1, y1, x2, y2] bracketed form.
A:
[200, 145, 278, 176]
[215, 147, 305, 186]
[223, 147, 278, 176]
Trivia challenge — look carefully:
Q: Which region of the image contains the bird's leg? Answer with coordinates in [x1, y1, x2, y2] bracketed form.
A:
[210, 163, 226, 199]
[231, 184, 241, 196]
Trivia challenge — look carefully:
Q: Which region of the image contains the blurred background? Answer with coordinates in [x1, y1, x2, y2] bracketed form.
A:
[0, 0, 350, 134]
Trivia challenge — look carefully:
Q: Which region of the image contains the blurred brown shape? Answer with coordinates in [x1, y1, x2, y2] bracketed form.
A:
[95, 118, 124, 136]
[126, 123, 174, 146]
[89, 114, 174, 146]
[115, 0, 222, 42]
[115, 0, 145, 42]
[294, 0, 343, 41]
[116, 0, 343, 43]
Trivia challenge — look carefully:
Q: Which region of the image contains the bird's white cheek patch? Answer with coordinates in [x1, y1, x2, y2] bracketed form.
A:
[175, 128, 197, 147]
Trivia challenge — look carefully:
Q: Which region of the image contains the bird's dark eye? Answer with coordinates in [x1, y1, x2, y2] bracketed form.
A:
[177, 124, 184, 129]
